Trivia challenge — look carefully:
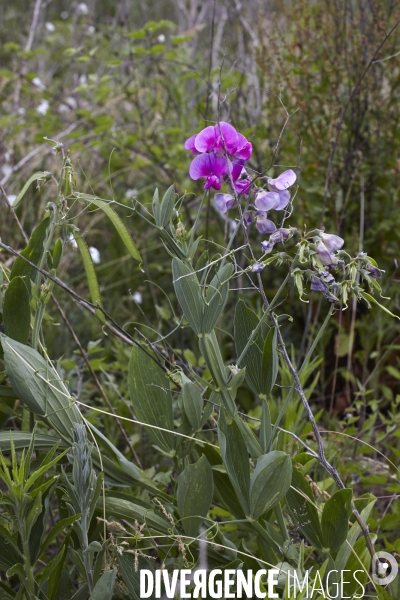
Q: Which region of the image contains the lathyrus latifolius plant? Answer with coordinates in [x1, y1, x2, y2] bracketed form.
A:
[0, 124, 397, 599]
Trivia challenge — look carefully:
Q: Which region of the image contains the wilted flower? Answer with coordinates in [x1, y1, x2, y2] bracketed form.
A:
[189, 154, 230, 190]
[256, 212, 276, 234]
[261, 240, 274, 253]
[310, 276, 329, 293]
[214, 193, 235, 213]
[320, 271, 335, 284]
[251, 262, 264, 273]
[269, 228, 292, 244]
[315, 241, 339, 266]
[368, 265, 382, 279]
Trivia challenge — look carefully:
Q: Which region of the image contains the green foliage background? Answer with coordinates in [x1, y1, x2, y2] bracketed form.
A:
[0, 0, 400, 598]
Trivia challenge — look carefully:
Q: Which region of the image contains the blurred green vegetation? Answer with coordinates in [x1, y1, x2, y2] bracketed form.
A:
[0, 0, 400, 590]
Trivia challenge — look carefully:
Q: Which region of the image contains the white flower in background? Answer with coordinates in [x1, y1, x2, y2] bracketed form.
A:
[89, 246, 101, 264]
[18, 107, 25, 115]
[157, 34, 166, 43]
[32, 77, 46, 91]
[132, 291, 143, 304]
[7, 195, 17, 206]
[125, 189, 138, 199]
[58, 104, 70, 114]
[68, 234, 78, 249]
[4, 151, 11, 162]
[36, 99, 49, 115]
[1, 165, 12, 178]
[65, 96, 77, 109]
[79, 74, 87, 85]
[45, 22, 55, 32]
[61, 11, 69, 19]
[86, 25, 95, 35]
[77, 3, 89, 15]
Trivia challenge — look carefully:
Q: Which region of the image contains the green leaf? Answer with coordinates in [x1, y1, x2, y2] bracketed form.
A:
[320, 488, 352, 552]
[72, 230, 105, 324]
[158, 185, 175, 227]
[40, 515, 81, 554]
[10, 217, 50, 294]
[76, 194, 141, 262]
[361, 292, 400, 320]
[234, 300, 264, 395]
[47, 544, 67, 600]
[3, 277, 30, 344]
[172, 258, 204, 335]
[341, 535, 373, 598]
[152, 188, 160, 223]
[249, 451, 292, 519]
[128, 345, 174, 453]
[202, 263, 234, 333]
[260, 326, 278, 398]
[182, 378, 203, 430]
[177, 455, 213, 538]
[286, 468, 323, 550]
[11, 171, 52, 209]
[88, 568, 117, 600]
[218, 409, 250, 515]
[0, 431, 68, 452]
[98, 495, 171, 534]
[1, 335, 82, 440]
[117, 553, 155, 600]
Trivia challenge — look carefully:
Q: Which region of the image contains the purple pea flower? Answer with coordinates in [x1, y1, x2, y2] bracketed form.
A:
[256, 212, 276, 234]
[311, 276, 329, 293]
[320, 233, 344, 252]
[232, 163, 251, 195]
[269, 228, 291, 244]
[244, 212, 253, 226]
[267, 169, 297, 210]
[214, 193, 235, 213]
[184, 134, 198, 155]
[251, 262, 264, 273]
[189, 153, 231, 190]
[267, 169, 297, 191]
[255, 191, 280, 211]
[261, 240, 274, 253]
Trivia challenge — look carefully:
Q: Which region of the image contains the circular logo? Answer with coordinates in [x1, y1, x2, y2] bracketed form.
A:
[372, 552, 398, 585]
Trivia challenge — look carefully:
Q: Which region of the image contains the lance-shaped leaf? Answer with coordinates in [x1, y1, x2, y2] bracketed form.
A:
[286, 468, 323, 550]
[3, 277, 30, 344]
[172, 258, 205, 335]
[249, 451, 292, 519]
[182, 377, 203, 431]
[72, 230, 105, 324]
[320, 488, 352, 552]
[177, 455, 213, 537]
[234, 300, 264, 395]
[11, 171, 52, 209]
[158, 185, 175, 227]
[118, 553, 155, 600]
[202, 263, 234, 333]
[88, 568, 117, 600]
[0, 336, 160, 493]
[128, 344, 174, 454]
[218, 409, 250, 515]
[75, 194, 141, 262]
[260, 326, 278, 399]
[10, 217, 50, 294]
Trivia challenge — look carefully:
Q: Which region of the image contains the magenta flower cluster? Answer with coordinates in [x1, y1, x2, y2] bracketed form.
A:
[185, 122, 252, 192]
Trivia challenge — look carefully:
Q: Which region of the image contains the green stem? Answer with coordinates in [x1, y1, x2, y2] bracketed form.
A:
[189, 189, 208, 247]
[20, 521, 35, 600]
[236, 272, 291, 368]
